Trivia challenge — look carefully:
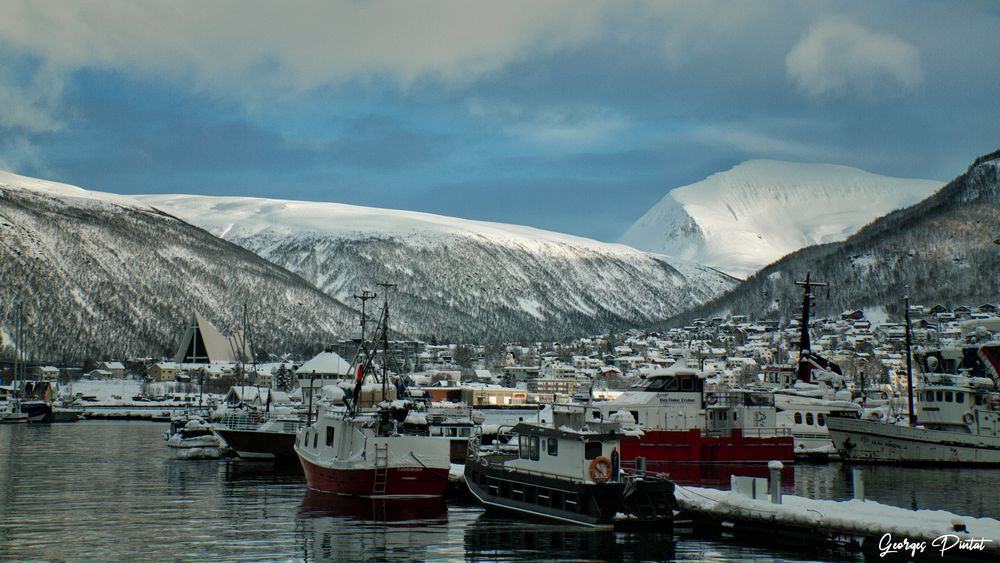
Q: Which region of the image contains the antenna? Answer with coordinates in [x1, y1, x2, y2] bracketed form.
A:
[353, 290, 378, 342]
[794, 272, 829, 382]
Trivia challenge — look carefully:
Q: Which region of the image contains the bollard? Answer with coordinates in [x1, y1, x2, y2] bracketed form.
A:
[852, 467, 865, 501]
[636, 456, 646, 478]
[768, 460, 783, 504]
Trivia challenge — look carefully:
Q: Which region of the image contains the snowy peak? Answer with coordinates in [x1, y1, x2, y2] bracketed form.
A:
[619, 160, 943, 278]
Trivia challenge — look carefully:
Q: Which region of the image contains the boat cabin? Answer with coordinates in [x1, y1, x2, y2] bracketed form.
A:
[492, 408, 626, 483]
[916, 373, 1000, 434]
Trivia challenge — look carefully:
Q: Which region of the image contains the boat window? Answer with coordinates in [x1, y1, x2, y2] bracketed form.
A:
[630, 410, 640, 423]
[806, 413, 814, 426]
[312, 432, 318, 449]
[646, 379, 665, 391]
[325, 427, 334, 447]
[681, 377, 694, 391]
[818, 413, 825, 427]
[956, 392, 964, 404]
[945, 391, 953, 403]
[529, 436, 540, 461]
[584, 441, 602, 460]
[794, 412, 802, 424]
[975, 395, 984, 406]
[547, 437, 558, 456]
[592, 410, 601, 420]
[936, 391, 943, 402]
[519, 437, 530, 459]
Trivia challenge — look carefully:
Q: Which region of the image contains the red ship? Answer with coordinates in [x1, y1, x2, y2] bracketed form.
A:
[593, 362, 795, 467]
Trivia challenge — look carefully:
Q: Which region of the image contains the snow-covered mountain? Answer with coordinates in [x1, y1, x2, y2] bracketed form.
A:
[671, 151, 1000, 324]
[0, 171, 357, 363]
[138, 194, 737, 341]
[620, 160, 943, 278]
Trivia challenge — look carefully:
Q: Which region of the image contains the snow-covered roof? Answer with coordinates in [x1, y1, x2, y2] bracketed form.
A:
[296, 351, 352, 376]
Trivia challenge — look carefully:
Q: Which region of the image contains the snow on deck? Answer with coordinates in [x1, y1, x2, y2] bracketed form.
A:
[675, 485, 1000, 547]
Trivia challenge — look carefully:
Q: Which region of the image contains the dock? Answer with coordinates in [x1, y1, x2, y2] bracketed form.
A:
[81, 405, 202, 421]
[675, 483, 1000, 560]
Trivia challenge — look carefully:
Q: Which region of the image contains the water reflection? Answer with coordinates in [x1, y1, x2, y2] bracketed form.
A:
[463, 513, 676, 562]
[646, 462, 795, 491]
[297, 493, 450, 562]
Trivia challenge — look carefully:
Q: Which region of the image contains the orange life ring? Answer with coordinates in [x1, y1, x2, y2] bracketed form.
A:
[704, 393, 718, 405]
[589, 456, 612, 483]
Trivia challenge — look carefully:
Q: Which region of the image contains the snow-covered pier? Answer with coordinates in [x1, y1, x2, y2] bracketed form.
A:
[675, 484, 1000, 560]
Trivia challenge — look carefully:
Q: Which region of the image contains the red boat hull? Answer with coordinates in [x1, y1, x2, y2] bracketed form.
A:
[620, 428, 794, 465]
[298, 456, 449, 498]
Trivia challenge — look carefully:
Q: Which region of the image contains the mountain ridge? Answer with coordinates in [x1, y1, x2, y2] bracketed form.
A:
[667, 151, 1000, 325]
[137, 193, 737, 342]
[620, 160, 943, 277]
[0, 174, 359, 363]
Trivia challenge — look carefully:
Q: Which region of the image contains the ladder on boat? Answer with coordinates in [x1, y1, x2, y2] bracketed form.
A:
[373, 443, 389, 495]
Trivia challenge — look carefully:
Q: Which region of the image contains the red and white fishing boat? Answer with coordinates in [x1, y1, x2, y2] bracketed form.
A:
[295, 405, 450, 497]
[294, 287, 450, 498]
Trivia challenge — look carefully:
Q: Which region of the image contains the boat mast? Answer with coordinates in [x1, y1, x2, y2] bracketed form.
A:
[13, 304, 20, 412]
[794, 272, 828, 382]
[376, 283, 397, 402]
[904, 295, 916, 426]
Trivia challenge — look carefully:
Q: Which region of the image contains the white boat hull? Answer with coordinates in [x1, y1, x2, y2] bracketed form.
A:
[827, 416, 1000, 464]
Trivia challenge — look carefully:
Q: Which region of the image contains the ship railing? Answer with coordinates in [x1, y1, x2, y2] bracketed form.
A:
[218, 411, 269, 431]
[480, 458, 667, 485]
[703, 426, 792, 438]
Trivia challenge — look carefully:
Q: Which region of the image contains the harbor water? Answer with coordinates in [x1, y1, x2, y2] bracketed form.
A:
[1, 422, 998, 561]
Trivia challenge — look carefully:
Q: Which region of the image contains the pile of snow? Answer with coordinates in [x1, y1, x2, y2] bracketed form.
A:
[677, 485, 1000, 546]
[620, 160, 943, 277]
[318, 385, 346, 403]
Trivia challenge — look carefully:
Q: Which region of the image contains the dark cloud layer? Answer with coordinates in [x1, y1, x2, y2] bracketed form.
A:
[1, 1, 998, 241]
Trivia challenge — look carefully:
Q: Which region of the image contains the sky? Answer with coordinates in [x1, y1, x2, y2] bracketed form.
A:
[1, 1, 998, 242]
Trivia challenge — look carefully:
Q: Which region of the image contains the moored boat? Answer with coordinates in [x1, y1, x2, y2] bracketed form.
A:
[295, 404, 451, 498]
[164, 415, 229, 460]
[214, 410, 304, 461]
[294, 287, 450, 498]
[828, 371, 1000, 464]
[464, 405, 678, 529]
[592, 362, 795, 468]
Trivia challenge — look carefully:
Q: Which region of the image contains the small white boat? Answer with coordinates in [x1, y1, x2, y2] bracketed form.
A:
[164, 415, 228, 459]
[0, 402, 29, 424]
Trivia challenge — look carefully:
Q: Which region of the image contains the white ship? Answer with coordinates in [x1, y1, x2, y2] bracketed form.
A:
[827, 371, 1000, 464]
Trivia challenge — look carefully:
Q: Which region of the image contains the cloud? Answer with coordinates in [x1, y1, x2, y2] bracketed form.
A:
[0, 136, 51, 176]
[0, 0, 607, 98]
[0, 64, 65, 133]
[467, 101, 628, 146]
[786, 17, 923, 98]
